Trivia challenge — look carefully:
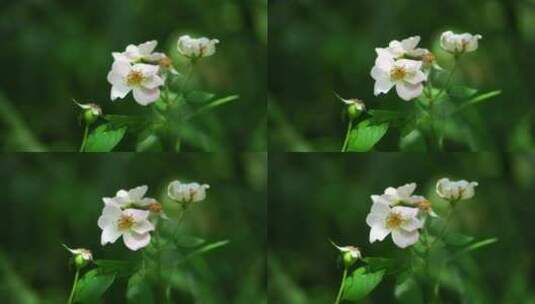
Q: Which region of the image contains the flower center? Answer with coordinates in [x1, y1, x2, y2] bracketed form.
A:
[416, 199, 431, 211]
[148, 202, 162, 213]
[390, 66, 407, 81]
[117, 215, 135, 231]
[386, 213, 403, 229]
[126, 71, 144, 86]
[422, 52, 435, 65]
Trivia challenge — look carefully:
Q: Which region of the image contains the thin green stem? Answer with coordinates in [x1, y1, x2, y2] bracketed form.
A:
[334, 268, 348, 304]
[67, 269, 80, 304]
[341, 120, 353, 152]
[79, 125, 89, 152]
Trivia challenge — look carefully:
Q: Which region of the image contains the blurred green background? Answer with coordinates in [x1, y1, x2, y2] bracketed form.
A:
[269, 153, 535, 303]
[269, 0, 535, 151]
[0, 0, 267, 151]
[0, 153, 267, 303]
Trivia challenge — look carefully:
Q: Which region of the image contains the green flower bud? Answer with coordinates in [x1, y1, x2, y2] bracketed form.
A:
[335, 94, 366, 121]
[63, 244, 93, 270]
[74, 99, 102, 126]
[331, 240, 362, 268]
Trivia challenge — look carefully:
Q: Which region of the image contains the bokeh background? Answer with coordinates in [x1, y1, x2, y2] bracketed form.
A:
[269, 153, 535, 303]
[0, 153, 267, 303]
[0, 0, 267, 151]
[269, 0, 535, 151]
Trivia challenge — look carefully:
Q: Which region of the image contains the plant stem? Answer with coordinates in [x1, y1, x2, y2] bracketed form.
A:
[67, 269, 80, 304]
[154, 227, 168, 304]
[341, 120, 353, 152]
[334, 268, 348, 304]
[79, 125, 89, 152]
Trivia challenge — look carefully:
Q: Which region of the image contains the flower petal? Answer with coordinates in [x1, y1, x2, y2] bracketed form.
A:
[391, 229, 419, 248]
[374, 78, 395, 96]
[101, 225, 122, 245]
[396, 82, 423, 101]
[132, 219, 155, 234]
[123, 231, 151, 251]
[133, 87, 160, 106]
[128, 185, 148, 201]
[369, 225, 390, 243]
[138, 40, 158, 55]
[370, 202, 391, 216]
[124, 208, 150, 221]
[111, 84, 131, 101]
[142, 75, 164, 89]
[401, 36, 420, 51]
[405, 70, 427, 85]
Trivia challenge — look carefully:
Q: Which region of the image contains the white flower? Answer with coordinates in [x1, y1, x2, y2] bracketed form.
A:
[440, 31, 482, 54]
[63, 244, 93, 262]
[366, 203, 423, 248]
[177, 35, 219, 59]
[167, 180, 210, 204]
[112, 40, 167, 64]
[436, 178, 478, 201]
[377, 36, 430, 59]
[98, 205, 155, 251]
[371, 55, 427, 101]
[372, 183, 437, 218]
[107, 61, 164, 105]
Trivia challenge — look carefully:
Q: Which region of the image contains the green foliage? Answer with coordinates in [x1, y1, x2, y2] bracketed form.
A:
[394, 273, 424, 304]
[74, 269, 116, 303]
[83, 124, 126, 152]
[346, 119, 388, 152]
[126, 271, 155, 304]
[342, 267, 385, 301]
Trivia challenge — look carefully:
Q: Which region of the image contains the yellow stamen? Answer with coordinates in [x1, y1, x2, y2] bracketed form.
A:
[126, 71, 144, 86]
[386, 213, 403, 229]
[117, 215, 134, 231]
[390, 66, 407, 81]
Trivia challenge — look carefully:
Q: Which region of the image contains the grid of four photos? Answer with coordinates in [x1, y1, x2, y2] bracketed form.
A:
[1, 0, 535, 303]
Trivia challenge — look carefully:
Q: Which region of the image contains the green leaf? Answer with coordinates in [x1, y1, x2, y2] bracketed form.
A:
[74, 269, 116, 303]
[136, 133, 163, 152]
[342, 266, 385, 301]
[93, 260, 136, 278]
[84, 124, 126, 152]
[104, 115, 148, 131]
[185, 91, 216, 104]
[179, 240, 230, 265]
[447, 85, 478, 101]
[442, 232, 475, 247]
[174, 235, 206, 248]
[394, 273, 424, 304]
[347, 119, 388, 152]
[187, 95, 239, 119]
[126, 271, 154, 304]
[453, 237, 498, 258]
[454, 90, 502, 113]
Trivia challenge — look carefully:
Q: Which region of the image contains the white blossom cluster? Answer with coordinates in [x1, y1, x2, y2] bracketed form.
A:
[366, 178, 477, 248]
[107, 36, 218, 106]
[98, 181, 209, 251]
[371, 31, 481, 101]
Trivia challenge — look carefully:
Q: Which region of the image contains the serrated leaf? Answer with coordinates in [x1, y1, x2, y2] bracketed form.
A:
[84, 124, 126, 152]
[346, 119, 388, 152]
[74, 269, 115, 303]
[342, 266, 385, 301]
[126, 271, 154, 304]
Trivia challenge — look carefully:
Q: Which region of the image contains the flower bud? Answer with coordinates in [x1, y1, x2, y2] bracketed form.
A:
[331, 241, 361, 268]
[63, 244, 93, 270]
[440, 31, 482, 55]
[336, 94, 366, 120]
[177, 35, 219, 61]
[74, 100, 102, 125]
[167, 180, 210, 206]
[436, 178, 478, 202]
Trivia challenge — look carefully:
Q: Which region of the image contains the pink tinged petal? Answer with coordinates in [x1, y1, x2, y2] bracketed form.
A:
[366, 213, 385, 228]
[400, 217, 423, 231]
[111, 61, 132, 77]
[393, 206, 420, 218]
[369, 225, 390, 243]
[401, 36, 420, 51]
[374, 78, 395, 96]
[123, 231, 151, 251]
[138, 40, 158, 55]
[375, 54, 395, 71]
[128, 185, 148, 200]
[124, 208, 150, 221]
[137, 63, 159, 76]
[142, 75, 164, 89]
[396, 83, 423, 101]
[112, 52, 130, 62]
[370, 66, 387, 81]
[101, 225, 122, 245]
[97, 215, 113, 230]
[370, 202, 391, 217]
[371, 195, 391, 206]
[391, 229, 419, 248]
[132, 219, 155, 234]
[405, 70, 427, 85]
[102, 205, 122, 219]
[111, 84, 131, 101]
[133, 87, 160, 106]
